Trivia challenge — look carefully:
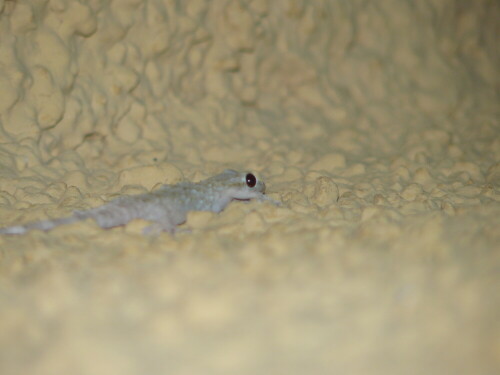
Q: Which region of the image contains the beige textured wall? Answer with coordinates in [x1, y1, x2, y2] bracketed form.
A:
[0, 1, 498, 374]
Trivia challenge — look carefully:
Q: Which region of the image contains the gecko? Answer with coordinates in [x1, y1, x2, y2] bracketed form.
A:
[0, 169, 279, 235]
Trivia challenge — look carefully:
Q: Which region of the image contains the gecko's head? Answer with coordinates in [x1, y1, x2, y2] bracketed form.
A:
[243, 172, 266, 193]
[212, 169, 266, 198]
[227, 169, 265, 192]
[236, 171, 267, 200]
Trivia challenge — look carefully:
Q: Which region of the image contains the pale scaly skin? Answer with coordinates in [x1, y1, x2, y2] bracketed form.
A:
[0, 170, 279, 235]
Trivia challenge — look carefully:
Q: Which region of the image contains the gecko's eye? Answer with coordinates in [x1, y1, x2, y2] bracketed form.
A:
[245, 173, 257, 188]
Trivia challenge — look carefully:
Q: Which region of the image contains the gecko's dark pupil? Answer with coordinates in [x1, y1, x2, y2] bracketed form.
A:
[246, 173, 256, 188]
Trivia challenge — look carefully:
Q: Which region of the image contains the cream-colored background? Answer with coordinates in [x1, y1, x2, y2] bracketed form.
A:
[0, 1, 498, 374]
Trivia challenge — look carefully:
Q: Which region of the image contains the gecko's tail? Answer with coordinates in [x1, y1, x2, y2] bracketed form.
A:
[0, 225, 30, 235]
[0, 216, 80, 235]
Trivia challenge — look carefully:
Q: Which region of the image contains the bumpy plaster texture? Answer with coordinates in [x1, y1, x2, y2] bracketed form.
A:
[0, 1, 498, 374]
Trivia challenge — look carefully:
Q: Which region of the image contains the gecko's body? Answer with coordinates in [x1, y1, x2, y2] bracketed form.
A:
[0, 170, 277, 235]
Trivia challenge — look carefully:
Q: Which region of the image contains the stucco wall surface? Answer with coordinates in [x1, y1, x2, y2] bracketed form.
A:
[0, 1, 498, 374]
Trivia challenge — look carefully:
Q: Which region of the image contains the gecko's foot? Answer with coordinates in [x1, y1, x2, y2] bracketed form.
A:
[261, 195, 282, 206]
[173, 227, 192, 235]
[142, 223, 170, 236]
